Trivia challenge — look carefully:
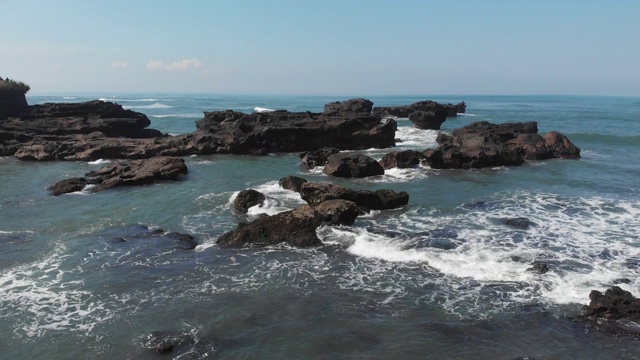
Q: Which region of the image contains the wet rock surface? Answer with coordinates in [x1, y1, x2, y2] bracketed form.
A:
[234, 189, 266, 214]
[323, 153, 385, 178]
[422, 121, 581, 169]
[49, 156, 187, 195]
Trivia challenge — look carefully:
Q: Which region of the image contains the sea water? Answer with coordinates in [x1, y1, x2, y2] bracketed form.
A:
[0, 94, 639, 359]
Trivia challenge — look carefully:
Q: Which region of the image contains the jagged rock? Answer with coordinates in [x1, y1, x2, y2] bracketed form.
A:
[49, 156, 187, 195]
[49, 177, 89, 196]
[505, 217, 533, 229]
[217, 205, 323, 248]
[379, 150, 425, 169]
[323, 98, 373, 115]
[408, 110, 447, 130]
[526, 262, 550, 274]
[234, 189, 266, 214]
[195, 109, 397, 155]
[165, 232, 198, 249]
[323, 153, 385, 178]
[373, 100, 450, 119]
[544, 131, 581, 159]
[143, 331, 196, 354]
[300, 182, 409, 212]
[423, 121, 580, 169]
[421, 149, 445, 168]
[315, 199, 359, 225]
[299, 147, 340, 170]
[278, 176, 308, 193]
[582, 286, 640, 321]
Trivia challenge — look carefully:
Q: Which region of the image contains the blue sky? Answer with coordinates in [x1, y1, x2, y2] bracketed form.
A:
[1, 0, 638, 95]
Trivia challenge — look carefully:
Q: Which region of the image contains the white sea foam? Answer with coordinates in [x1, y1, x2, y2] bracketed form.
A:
[458, 113, 478, 117]
[151, 114, 201, 118]
[317, 191, 640, 306]
[229, 181, 305, 217]
[88, 159, 111, 165]
[395, 126, 439, 149]
[254, 106, 276, 113]
[0, 242, 113, 337]
[62, 96, 76, 100]
[122, 102, 172, 109]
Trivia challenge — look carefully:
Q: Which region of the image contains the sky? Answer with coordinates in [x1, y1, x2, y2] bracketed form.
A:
[1, 0, 639, 96]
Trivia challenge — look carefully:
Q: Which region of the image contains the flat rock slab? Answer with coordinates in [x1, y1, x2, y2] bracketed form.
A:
[49, 156, 187, 195]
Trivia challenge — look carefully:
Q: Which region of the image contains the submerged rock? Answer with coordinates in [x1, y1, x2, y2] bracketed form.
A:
[49, 156, 187, 195]
[505, 217, 534, 229]
[49, 177, 89, 196]
[234, 189, 266, 214]
[323, 153, 385, 178]
[526, 262, 550, 274]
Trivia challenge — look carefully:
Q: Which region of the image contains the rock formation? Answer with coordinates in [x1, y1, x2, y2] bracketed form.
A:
[421, 121, 581, 169]
[300, 182, 409, 213]
[323, 153, 385, 178]
[49, 156, 187, 195]
[2, 97, 400, 160]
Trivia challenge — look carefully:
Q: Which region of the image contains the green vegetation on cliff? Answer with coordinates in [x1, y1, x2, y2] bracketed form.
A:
[0, 77, 31, 94]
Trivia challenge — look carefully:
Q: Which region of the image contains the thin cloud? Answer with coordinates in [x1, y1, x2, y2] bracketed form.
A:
[146, 59, 202, 71]
[110, 62, 128, 69]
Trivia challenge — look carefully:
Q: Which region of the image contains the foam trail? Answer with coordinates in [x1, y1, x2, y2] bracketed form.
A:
[254, 107, 276, 113]
[88, 159, 111, 165]
[123, 103, 172, 109]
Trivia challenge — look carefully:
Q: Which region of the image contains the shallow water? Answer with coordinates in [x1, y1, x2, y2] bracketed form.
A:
[1, 94, 639, 359]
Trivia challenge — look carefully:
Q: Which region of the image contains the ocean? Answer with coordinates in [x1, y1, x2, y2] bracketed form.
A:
[1, 94, 639, 359]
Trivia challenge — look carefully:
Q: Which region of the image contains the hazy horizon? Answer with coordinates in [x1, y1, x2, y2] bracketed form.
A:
[3, 0, 639, 97]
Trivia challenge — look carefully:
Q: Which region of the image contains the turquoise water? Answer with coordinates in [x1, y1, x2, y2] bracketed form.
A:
[1, 94, 639, 359]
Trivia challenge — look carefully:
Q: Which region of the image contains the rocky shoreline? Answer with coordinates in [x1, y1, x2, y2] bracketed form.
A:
[6, 89, 632, 341]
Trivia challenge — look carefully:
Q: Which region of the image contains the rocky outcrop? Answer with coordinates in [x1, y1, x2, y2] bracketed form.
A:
[582, 286, 640, 321]
[379, 150, 425, 169]
[278, 175, 308, 193]
[195, 109, 397, 155]
[217, 205, 323, 248]
[49, 156, 187, 195]
[300, 182, 409, 212]
[299, 147, 340, 170]
[234, 189, 266, 213]
[0, 88, 29, 119]
[323, 153, 385, 178]
[421, 121, 581, 169]
[323, 98, 373, 115]
[3, 97, 398, 161]
[408, 110, 447, 130]
[315, 199, 359, 225]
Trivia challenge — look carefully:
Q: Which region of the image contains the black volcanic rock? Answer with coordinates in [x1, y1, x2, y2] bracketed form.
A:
[49, 177, 89, 196]
[299, 147, 340, 170]
[379, 150, 425, 169]
[582, 286, 640, 321]
[5, 97, 398, 161]
[422, 121, 581, 169]
[194, 109, 396, 155]
[49, 156, 187, 195]
[300, 182, 409, 212]
[323, 98, 374, 115]
[234, 189, 266, 214]
[408, 110, 447, 130]
[217, 205, 323, 248]
[278, 175, 308, 193]
[373, 100, 449, 119]
[323, 153, 385, 178]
